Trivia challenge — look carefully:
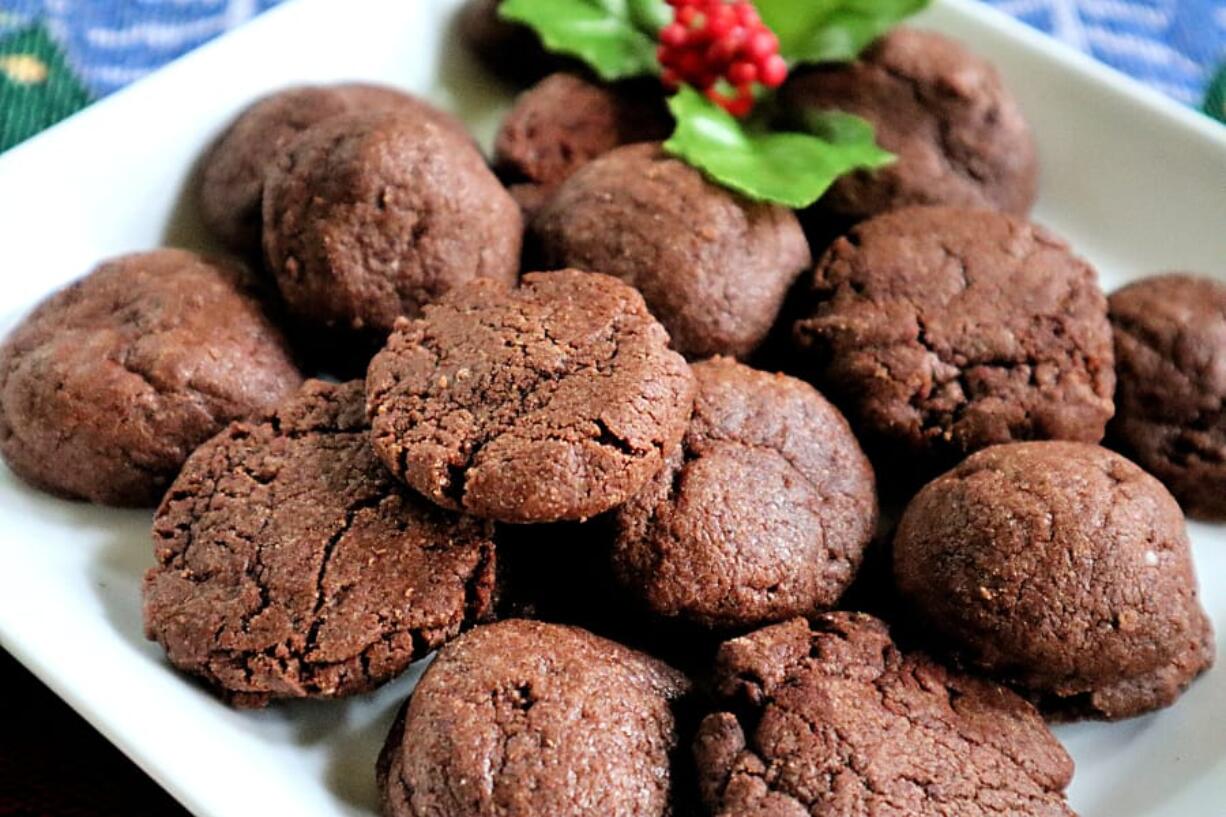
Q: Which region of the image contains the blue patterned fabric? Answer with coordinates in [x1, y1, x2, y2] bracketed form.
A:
[0, 0, 281, 97]
[0, 0, 1223, 107]
[985, 0, 1226, 106]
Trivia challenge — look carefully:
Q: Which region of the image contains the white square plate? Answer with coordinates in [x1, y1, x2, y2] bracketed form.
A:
[0, 1, 1223, 815]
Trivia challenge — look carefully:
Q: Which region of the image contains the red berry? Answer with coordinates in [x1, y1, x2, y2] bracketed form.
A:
[745, 29, 778, 62]
[658, 0, 784, 117]
[678, 50, 706, 77]
[728, 59, 757, 86]
[704, 4, 734, 38]
[725, 93, 754, 117]
[706, 37, 738, 66]
[760, 53, 788, 87]
[660, 22, 688, 48]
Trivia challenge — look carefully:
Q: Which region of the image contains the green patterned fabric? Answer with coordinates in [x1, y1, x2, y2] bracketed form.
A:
[1205, 63, 1226, 124]
[0, 24, 90, 152]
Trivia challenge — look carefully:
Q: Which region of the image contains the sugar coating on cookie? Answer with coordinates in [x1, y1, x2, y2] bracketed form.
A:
[0, 249, 301, 506]
[262, 110, 521, 339]
[793, 205, 1115, 477]
[198, 83, 467, 253]
[695, 614, 1076, 817]
[1109, 273, 1226, 520]
[613, 357, 876, 629]
[779, 27, 1037, 235]
[366, 270, 695, 523]
[378, 619, 690, 817]
[894, 441, 1214, 720]
[532, 143, 811, 360]
[142, 380, 495, 708]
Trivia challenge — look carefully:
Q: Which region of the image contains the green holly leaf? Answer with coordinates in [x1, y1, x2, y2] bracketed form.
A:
[794, 107, 882, 145]
[498, 0, 668, 81]
[755, 0, 930, 64]
[663, 86, 893, 208]
[626, 0, 672, 33]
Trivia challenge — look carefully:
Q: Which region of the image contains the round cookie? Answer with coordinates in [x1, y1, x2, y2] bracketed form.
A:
[377, 619, 690, 817]
[778, 27, 1037, 241]
[458, 0, 562, 85]
[366, 270, 694, 523]
[792, 206, 1115, 477]
[612, 357, 876, 629]
[894, 441, 1214, 720]
[532, 142, 811, 360]
[494, 73, 669, 213]
[0, 249, 301, 507]
[694, 613, 1076, 817]
[262, 110, 521, 340]
[1108, 273, 1226, 519]
[142, 380, 495, 707]
[198, 83, 466, 254]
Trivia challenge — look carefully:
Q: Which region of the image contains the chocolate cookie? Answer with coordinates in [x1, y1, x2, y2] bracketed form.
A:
[494, 73, 669, 214]
[142, 380, 495, 707]
[694, 614, 1076, 817]
[457, 0, 562, 85]
[198, 83, 466, 254]
[793, 206, 1115, 478]
[262, 110, 521, 341]
[366, 270, 694, 523]
[612, 357, 876, 629]
[378, 619, 690, 817]
[778, 27, 1037, 243]
[0, 250, 301, 507]
[894, 441, 1214, 720]
[532, 143, 811, 360]
[1108, 273, 1226, 519]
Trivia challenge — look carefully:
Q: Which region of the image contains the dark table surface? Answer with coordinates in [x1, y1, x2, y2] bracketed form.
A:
[1, 648, 190, 817]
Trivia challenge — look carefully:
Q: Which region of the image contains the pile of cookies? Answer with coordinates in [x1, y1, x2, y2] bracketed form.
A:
[0, 4, 1219, 815]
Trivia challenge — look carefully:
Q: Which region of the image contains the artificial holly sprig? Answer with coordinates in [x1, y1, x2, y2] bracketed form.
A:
[498, 0, 929, 208]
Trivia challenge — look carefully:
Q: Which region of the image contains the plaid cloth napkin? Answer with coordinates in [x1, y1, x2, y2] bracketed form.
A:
[1, 0, 1223, 153]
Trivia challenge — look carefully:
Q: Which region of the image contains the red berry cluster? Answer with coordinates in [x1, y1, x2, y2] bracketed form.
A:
[658, 0, 788, 117]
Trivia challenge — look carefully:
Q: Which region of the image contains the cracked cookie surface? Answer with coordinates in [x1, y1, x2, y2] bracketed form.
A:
[612, 357, 876, 629]
[262, 110, 521, 341]
[198, 83, 467, 254]
[0, 249, 301, 507]
[793, 206, 1115, 478]
[778, 27, 1036, 239]
[378, 618, 690, 817]
[142, 379, 495, 708]
[366, 270, 695, 523]
[694, 613, 1077, 817]
[532, 143, 811, 361]
[894, 441, 1214, 720]
[1108, 273, 1226, 520]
